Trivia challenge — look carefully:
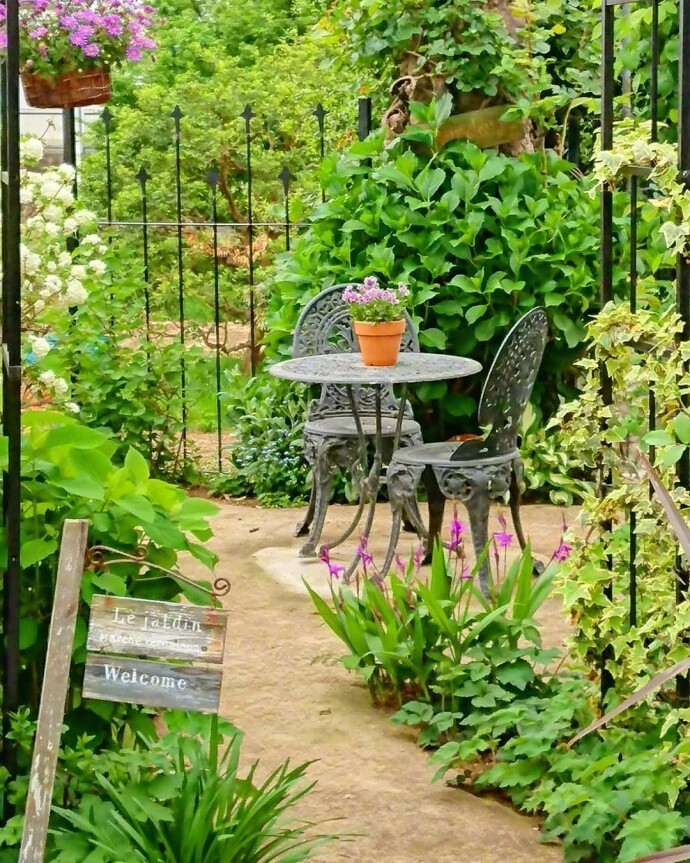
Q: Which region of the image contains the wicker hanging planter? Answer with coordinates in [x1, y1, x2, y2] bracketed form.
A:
[21, 69, 111, 110]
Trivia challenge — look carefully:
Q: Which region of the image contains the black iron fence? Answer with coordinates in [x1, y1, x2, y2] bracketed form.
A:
[599, 0, 690, 702]
[65, 97, 375, 474]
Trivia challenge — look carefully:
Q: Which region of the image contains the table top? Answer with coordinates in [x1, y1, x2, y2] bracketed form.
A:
[269, 352, 482, 386]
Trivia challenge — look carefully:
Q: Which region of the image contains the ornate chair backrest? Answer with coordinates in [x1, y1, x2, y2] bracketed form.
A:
[292, 284, 419, 420]
[452, 308, 548, 460]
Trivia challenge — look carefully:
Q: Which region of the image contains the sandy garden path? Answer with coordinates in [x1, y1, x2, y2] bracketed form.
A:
[185, 500, 572, 863]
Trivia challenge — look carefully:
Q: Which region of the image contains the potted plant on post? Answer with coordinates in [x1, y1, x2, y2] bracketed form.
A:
[0, 0, 157, 110]
[343, 277, 411, 366]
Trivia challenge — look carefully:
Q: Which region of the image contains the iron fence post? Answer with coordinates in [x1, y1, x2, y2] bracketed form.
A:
[599, 0, 615, 704]
[677, 0, 690, 703]
[358, 96, 372, 140]
[241, 105, 256, 376]
[1, 0, 22, 777]
[171, 106, 187, 465]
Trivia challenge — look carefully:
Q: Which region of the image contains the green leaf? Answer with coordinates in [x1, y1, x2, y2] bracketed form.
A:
[54, 475, 105, 500]
[20, 537, 58, 569]
[415, 167, 446, 200]
[419, 328, 447, 349]
[466, 304, 488, 324]
[45, 424, 109, 450]
[674, 412, 690, 444]
[114, 494, 157, 523]
[124, 447, 150, 484]
[644, 430, 676, 447]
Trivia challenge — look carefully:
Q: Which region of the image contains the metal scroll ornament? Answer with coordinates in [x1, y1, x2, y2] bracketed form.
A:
[86, 544, 230, 607]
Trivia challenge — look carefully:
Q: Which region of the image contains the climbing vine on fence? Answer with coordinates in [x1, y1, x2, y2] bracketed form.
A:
[555, 298, 690, 694]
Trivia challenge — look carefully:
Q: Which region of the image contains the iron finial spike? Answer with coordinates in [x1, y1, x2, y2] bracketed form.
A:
[207, 167, 220, 188]
[101, 105, 113, 129]
[171, 105, 184, 136]
[313, 103, 326, 125]
[278, 164, 295, 195]
[241, 104, 255, 128]
[136, 166, 151, 187]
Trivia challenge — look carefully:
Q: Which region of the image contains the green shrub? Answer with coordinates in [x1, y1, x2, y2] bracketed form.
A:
[0, 410, 218, 737]
[1, 712, 331, 863]
[219, 370, 311, 506]
[52, 713, 330, 863]
[263, 98, 650, 437]
[308, 533, 558, 710]
[427, 678, 690, 863]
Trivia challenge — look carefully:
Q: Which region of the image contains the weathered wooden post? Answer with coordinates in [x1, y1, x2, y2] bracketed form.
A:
[19, 519, 89, 863]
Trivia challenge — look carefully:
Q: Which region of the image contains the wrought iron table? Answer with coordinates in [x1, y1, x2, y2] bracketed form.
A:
[270, 352, 482, 577]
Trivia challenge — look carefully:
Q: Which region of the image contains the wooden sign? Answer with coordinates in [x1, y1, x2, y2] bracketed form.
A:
[20, 519, 230, 863]
[83, 654, 222, 713]
[20, 520, 90, 863]
[86, 595, 227, 663]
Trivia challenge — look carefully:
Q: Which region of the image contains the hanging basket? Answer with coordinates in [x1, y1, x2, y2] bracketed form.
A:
[21, 69, 111, 110]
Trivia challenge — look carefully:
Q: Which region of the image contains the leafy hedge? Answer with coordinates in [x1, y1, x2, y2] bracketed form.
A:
[264, 99, 628, 437]
[0, 410, 218, 741]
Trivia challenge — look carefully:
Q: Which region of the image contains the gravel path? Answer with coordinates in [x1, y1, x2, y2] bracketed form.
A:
[185, 500, 569, 863]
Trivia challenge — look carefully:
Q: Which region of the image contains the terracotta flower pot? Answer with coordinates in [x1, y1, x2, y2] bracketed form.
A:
[353, 319, 406, 366]
[21, 69, 111, 110]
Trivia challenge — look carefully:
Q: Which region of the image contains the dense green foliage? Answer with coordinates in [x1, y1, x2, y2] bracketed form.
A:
[220, 371, 311, 505]
[310, 535, 690, 861]
[426, 679, 690, 863]
[1, 713, 329, 863]
[308, 540, 558, 709]
[77, 0, 370, 340]
[330, 0, 599, 134]
[0, 410, 218, 736]
[265, 98, 633, 436]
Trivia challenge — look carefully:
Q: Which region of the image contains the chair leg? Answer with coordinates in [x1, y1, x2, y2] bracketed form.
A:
[294, 476, 316, 538]
[383, 460, 425, 575]
[298, 438, 337, 558]
[510, 458, 543, 575]
[423, 466, 446, 564]
[509, 459, 528, 552]
[465, 477, 492, 597]
[299, 467, 334, 558]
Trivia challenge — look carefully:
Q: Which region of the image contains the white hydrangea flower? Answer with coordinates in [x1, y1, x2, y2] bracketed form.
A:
[74, 208, 96, 227]
[40, 180, 62, 199]
[88, 259, 107, 275]
[43, 204, 63, 224]
[30, 337, 52, 359]
[18, 136, 109, 407]
[44, 275, 62, 294]
[65, 402, 80, 414]
[53, 377, 69, 396]
[58, 164, 76, 181]
[65, 279, 88, 305]
[20, 138, 44, 163]
[97, 245, 107, 255]
[20, 246, 41, 275]
[57, 187, 74, 206]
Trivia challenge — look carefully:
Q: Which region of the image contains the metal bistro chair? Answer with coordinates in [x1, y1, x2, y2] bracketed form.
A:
[385, 308, 549, 594]
[292, 284, 423, 557]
